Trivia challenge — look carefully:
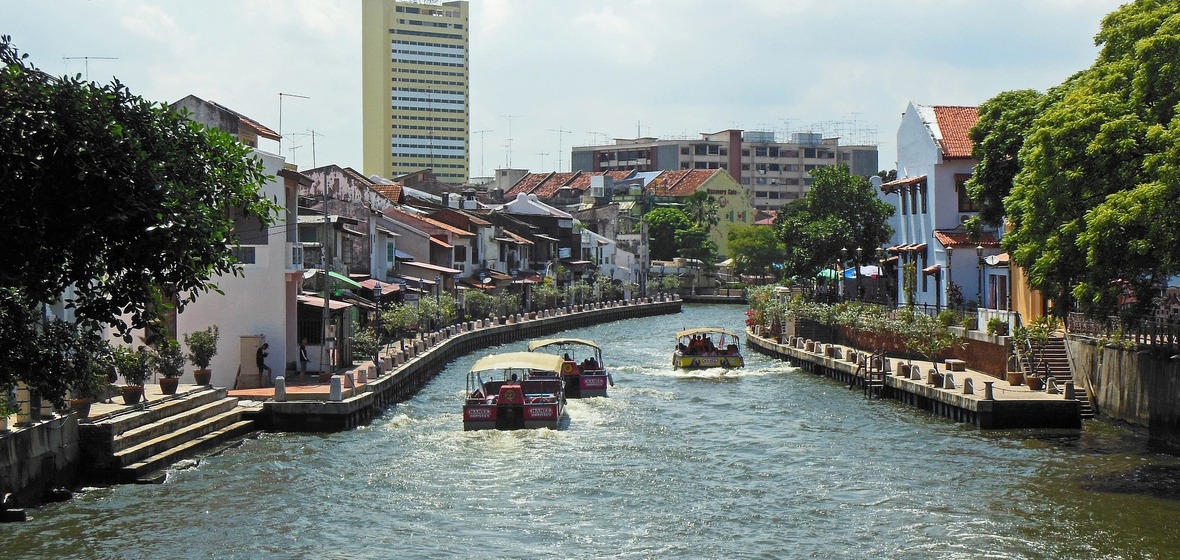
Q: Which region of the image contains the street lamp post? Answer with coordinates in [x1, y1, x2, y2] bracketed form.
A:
[946, 245, 954, 308]
[975, 245, 984, 309]
[373, 281, 382, 362]
[855, 246, 863, 300]
[435, 275, 442, 328]
[840, 247, 848, 301]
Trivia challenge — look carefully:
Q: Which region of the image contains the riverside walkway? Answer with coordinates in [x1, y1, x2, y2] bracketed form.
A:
[745, 328, 1082, 429]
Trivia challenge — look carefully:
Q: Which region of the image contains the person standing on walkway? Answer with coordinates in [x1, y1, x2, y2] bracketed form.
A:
[298, 338, 309, 382]
[257, 343, 272, 387]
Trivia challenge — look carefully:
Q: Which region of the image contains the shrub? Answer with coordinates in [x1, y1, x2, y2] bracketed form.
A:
[987, 316, 1009, 336]
[184, 325, 220, 370]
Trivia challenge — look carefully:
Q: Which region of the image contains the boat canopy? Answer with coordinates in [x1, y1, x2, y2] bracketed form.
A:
[470, 352, 565, 374]
[675, 328, 740, 340]
[527, 338, 601, 352]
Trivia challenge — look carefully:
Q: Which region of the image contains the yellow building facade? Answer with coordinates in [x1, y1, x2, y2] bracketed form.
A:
[362, 0, 469, 184]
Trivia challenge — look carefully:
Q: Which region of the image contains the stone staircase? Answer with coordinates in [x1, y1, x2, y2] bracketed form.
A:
[79, 387, 256, 483]
[1034, 336, 1095, 419]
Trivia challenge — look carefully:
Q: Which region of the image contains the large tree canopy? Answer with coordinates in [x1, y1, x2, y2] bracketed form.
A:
[965, 89, 1046, 228]
[727, 224, 785, 279]
[773, 165, 894, 279]
[644, 207, 693, 261]
[999, 1, 1180, 316]
[0, 37, 278, 402]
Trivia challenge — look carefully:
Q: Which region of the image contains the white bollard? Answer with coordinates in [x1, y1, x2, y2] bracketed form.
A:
[274, 376, 287, 402]
[330, 376, 343, 401]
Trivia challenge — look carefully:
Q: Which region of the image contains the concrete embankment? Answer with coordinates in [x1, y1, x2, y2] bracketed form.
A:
[746, 328, 1081, 429]
[1068, 336, 1180, 445]
[261, 298, 682, 432]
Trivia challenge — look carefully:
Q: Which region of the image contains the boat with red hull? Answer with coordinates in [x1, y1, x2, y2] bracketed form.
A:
[463, 352, 569, 431]
[527, 338, 612, 398]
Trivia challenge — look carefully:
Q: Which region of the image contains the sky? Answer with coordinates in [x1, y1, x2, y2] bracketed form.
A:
[8, 0, 1129, 180]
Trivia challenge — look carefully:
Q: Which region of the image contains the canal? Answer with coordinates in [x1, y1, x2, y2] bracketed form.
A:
[8, 305, 1180, 558]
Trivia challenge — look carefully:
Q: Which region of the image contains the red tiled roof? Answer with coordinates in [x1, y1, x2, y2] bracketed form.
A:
[205, 99, 280, 141]
[532, 172, 582, 199]
[933, 230, 1000, 248]
[372, 184, 403, 204]
[504, 172, 551, 197]
[649, 169, 716, 197]
[387, 207, 475, 238]
[879, 175, 926, 194]
[933, 106, 978, 159]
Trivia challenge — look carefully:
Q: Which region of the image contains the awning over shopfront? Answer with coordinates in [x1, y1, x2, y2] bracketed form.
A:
[296, 294, 354, 310]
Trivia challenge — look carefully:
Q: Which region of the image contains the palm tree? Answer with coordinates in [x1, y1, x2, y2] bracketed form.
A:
[684, 191, 720, 233]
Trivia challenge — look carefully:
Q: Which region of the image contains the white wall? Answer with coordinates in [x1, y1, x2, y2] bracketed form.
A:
[174, 149, 296, 387]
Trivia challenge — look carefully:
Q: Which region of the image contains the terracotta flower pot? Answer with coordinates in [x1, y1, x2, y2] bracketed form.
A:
[1026, 376, 1045, 391]
[159, 377, 180, 395]
[1006, 371, 1023, 386]
[121, 385, 144, 405]
[193, 369, 212, 386]
[69, 398, 92, 418]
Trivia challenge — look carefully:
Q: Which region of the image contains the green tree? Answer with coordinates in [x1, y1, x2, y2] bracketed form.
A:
[1001, 1, 1180, 317]
[773, 165, 894, 279]
[675, 226, 718, 266]
[683, 190, 720, 232]
[965, 89, 1047, 228]
[644, 207, 693, 261]
[0, 38, 278, 404]
[727, 224, 785, 279]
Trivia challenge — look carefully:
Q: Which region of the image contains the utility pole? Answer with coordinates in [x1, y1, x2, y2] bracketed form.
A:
[278, 92, 310, 155]
[549, 127, 571, 171]
[62, 56, 117, 81]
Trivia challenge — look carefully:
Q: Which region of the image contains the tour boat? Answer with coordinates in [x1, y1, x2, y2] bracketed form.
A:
[463, 352, 569, 431]
[673, 328, 745, 369]
[527, 337, 613, 398]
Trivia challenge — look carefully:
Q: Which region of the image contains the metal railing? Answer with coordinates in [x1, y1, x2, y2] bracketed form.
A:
[1068, 311, 1180, 351]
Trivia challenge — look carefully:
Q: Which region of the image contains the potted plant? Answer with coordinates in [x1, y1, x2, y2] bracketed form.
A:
[184, 325, 219, 386]
[154, 338, 186, 395]
[0, 387, 16, 432]
[114, 346, 152, 405]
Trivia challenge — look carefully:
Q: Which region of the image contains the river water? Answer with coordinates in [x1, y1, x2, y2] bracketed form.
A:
[7, 305, 1180, 559]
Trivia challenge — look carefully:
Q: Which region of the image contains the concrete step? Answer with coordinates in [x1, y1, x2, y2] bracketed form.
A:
[112, 402, 243, 469]
[85, 387, 227, 436]
[120, 419, 257, 482]
[110, 397, 239, 454]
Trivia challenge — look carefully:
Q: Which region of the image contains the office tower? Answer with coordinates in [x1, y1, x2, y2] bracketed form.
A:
[363, 0, 469, 184]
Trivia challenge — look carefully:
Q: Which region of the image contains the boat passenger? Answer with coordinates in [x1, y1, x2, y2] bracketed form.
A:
[585, 357, 599, 371]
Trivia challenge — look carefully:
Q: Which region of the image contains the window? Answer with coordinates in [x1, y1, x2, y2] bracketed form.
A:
[387, 242, 396, 262]
[956, 174, 981, 212]
[900, 190, 907, 215]
[694, 144, 708, 156]
[920, 183, 928, 214]
[804, 164, 819, 171]
[454, 245, 467, 264]
[231, 246, 256, 265]
[755, 191, 769, 198]
[741, 164, 750, 171]
[755, 147, 768, 157]
[741, 149, 750, 157]
[708, 145, 720, 155]
[769, 147, 779, 157]
[694, 161, 707, 169]
[719, 148, 727, 156]
[910, 186, 919, 215]
[803, 148, 817, 158]
[681, 147, 690, 155]
[782, 150, 798, 158]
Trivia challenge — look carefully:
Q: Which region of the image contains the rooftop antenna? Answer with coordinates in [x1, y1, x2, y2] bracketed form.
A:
[549, 127, 571, 171]
[535, 151, 549, 172]
[291, 129, 324, 168]
[62, 56, 117, 81]
[501, 114, 521, 167]
[471, 129, 494, 178]
[278, 92, 310, 155]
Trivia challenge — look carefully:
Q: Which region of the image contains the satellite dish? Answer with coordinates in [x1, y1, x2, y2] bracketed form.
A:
[483, 278, 493, 284]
